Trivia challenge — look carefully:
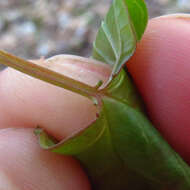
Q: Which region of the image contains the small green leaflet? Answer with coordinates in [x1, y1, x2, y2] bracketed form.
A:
[92, 0, 148, 81]
[125, 0, 148, 41]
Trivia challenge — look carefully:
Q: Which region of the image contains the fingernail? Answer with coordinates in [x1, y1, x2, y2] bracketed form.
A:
[0, 172, 19, 190]
[153, 13, 190, 21]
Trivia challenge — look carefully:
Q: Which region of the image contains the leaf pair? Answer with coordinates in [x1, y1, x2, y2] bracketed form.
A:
[92, 0, 148, 83]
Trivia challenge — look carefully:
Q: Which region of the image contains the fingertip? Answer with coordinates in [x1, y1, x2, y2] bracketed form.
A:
[0, 128, 91, 190]
[127, 13, 190, 115]
[127, 14, 190, 162]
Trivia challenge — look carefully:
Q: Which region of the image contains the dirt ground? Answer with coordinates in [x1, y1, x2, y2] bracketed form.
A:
[0, 0, 189, 61]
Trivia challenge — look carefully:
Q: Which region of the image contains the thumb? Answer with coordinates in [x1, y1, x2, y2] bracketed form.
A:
[127, 14, 190, 163]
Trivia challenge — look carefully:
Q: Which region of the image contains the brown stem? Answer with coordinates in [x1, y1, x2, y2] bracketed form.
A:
[0, 50, 100, 99]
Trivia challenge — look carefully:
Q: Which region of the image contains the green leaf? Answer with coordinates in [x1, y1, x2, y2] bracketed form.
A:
[102, 97, 190, 190]
[125, 0, 148, 41]
[92, 0, 148, 80]
[36, 71, 190, 190]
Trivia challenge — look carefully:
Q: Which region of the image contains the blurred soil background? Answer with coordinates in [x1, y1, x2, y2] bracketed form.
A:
[0, 0, 189, 65]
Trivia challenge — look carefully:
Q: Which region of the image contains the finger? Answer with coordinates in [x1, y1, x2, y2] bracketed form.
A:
[0, 56, 110, 139]
[127, 14, 190, 163]
[0, 128, 90, 190]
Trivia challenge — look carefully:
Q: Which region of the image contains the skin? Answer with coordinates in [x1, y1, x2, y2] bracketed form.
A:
[128, 14, 190, 164]
[0, 14, 189, 189]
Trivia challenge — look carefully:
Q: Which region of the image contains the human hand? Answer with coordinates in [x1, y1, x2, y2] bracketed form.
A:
[0, 14, 189, 189]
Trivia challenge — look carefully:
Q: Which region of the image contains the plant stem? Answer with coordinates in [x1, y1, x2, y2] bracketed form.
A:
[0, 50, 99, 99]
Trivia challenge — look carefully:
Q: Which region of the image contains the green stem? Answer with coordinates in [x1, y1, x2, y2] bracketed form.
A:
[0, 50, 99, 99]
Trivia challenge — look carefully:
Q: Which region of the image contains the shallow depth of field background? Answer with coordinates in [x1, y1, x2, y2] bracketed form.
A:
[0, 0, 189, 62]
